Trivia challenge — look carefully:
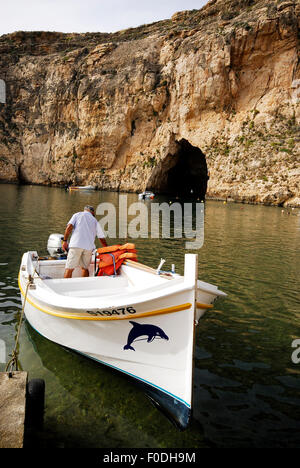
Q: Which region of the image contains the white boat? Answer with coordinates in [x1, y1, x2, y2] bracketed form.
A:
[18, 249, 226, 429]
[138, 191, 155, 200]
[68, 185, 95, 191]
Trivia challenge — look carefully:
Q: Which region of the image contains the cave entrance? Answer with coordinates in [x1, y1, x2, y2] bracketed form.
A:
[147, 139, 209, 200]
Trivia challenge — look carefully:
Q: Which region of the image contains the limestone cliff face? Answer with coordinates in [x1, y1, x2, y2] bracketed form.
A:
[0, 0, 299, 206]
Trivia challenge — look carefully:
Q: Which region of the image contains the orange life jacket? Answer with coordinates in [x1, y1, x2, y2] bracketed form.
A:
[95, 243, 137, 276]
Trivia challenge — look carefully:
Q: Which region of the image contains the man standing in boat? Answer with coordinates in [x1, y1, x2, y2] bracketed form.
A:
[62, 205, 107, 278]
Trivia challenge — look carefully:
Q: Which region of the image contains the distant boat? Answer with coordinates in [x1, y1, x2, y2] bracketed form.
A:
[18, 245, 226, 430]
[68, 185, 96, 192]
[138, 191, 155, 200]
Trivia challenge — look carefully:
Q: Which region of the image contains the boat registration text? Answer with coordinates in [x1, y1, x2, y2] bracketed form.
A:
[86, 306, 137, 317]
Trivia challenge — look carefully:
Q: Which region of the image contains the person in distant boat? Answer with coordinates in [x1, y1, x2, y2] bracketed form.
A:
[62, 205, 107, 278]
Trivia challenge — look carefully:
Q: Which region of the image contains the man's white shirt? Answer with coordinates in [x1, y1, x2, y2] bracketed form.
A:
[68, 211, 104, 250]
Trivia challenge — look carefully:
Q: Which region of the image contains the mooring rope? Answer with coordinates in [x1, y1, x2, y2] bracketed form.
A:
[5, 275, 33, 373]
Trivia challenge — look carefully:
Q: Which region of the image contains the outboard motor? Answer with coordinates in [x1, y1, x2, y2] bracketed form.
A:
[47, 233, 66, 259]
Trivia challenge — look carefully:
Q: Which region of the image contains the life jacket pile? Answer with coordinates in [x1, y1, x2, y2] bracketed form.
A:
[95, 243, 137, 276]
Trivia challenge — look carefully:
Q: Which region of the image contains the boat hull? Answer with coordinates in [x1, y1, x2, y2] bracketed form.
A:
[20, 282, 197, 429]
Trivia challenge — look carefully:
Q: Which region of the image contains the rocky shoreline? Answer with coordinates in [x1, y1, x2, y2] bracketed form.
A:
[0, 0, 299, 207]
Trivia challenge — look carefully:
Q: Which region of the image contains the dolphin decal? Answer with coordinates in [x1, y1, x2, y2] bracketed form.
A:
[123, 321, 169, 351]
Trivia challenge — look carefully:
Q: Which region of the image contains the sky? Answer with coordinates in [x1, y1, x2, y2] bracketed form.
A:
[0, 0, 209, 36]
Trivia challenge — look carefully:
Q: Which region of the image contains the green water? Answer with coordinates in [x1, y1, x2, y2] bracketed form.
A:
[0, 184, 299, 448]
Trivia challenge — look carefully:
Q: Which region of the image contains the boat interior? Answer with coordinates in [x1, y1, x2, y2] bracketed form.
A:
[23, 253, 225, 303]
[32, 258, 178, 299]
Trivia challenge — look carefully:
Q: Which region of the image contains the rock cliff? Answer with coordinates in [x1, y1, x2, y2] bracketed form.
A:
[0, 0, 299, 206]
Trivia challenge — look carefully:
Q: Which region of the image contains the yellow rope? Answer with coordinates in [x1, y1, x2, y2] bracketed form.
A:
[5, 276, 32, 373]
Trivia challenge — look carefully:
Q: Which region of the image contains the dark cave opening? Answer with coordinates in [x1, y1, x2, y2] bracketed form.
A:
[147, 139, 209, 200]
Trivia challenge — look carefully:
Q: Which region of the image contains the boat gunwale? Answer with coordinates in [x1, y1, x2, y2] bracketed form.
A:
[19, 268, 191, 308]
[18, 273, 195, 320]
[25, 254, 227, 300]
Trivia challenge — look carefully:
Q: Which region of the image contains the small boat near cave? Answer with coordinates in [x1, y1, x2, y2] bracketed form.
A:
[18, 240, 226, 429]
[138, 191, 155, 200]
[68, 185, 96, 192]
